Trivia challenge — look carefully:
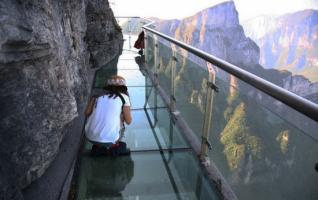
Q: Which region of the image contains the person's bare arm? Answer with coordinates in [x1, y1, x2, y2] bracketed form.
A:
[122, 106, 132, 124]
[84, 98, 96, 116]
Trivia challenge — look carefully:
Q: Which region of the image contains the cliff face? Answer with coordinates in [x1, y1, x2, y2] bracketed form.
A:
[157, 1, 260, 68]
[243, 10, 318, 82]
[0, 0, 122, 198]
[243, 15, 279, 41]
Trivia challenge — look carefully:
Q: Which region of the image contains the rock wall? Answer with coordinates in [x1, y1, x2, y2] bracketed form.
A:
[86, 0, 123, 68]
[0, 0, 122, 198]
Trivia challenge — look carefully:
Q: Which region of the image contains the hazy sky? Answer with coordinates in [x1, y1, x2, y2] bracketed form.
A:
[110, 0, 318, 21]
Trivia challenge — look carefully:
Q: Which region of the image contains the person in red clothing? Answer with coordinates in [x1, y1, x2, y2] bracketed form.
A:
[134, 31, 144, 55]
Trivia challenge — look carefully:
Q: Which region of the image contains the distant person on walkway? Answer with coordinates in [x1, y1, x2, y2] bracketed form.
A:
[84, 75, 132, 156]
[134, 31, 145, 55]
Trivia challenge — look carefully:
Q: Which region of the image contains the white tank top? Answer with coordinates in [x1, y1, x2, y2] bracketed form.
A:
[85, 93, 130, 143]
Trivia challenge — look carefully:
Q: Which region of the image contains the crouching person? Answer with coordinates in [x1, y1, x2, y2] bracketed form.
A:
[84, 75, 132, 156]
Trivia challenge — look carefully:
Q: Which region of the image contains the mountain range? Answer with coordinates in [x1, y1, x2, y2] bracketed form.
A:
[154, 2, 318, 102]
[242, 9, 318, 82]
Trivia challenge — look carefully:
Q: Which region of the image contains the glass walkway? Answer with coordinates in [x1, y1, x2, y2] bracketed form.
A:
[71, 17, 318, 199]
[72, 38, 221, 200]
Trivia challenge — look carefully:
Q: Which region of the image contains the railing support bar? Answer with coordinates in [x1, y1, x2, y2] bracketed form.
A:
[200, 64, 216, 161]
[170, 50, 177, 112]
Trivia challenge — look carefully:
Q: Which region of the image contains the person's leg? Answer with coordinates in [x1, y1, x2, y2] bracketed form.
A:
[89, 141, 112, 156]
[119, 141, 130, 155]
[109, 141, 130, 156]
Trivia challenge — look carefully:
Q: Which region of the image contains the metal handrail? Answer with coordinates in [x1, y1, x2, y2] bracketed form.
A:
[142, 25, 318, 123]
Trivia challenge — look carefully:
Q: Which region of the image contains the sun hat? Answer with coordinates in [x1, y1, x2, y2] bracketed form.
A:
[107, 75, 126, 86]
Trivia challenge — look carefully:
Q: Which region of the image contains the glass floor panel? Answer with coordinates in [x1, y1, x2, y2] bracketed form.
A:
[76, 151, 219, 200]
[77, 153, 178, 200]
[118, 53, 139, 60]
[144, 108, 190, 150]
[162, 151, 220, 200]
[117, 59, 142, 70]
[129, 86, 167, 110]
[118, 69, 152, 87]
[119, 50, 139, 60]
[121, 109, 160, 151]
[144, 86, 167, 109]
[128, 86, 149, 110]
[123, 109, 189, 151]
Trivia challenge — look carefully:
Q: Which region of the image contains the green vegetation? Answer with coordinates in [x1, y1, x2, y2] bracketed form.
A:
[276, 130, 289, 154]
[223, 85, 239, 121]
[220, 102, 263, 170]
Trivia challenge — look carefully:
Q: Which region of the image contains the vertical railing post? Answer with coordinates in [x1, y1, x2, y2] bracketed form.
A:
[200, 63, 217, 162]
[154, 35, 159, 125]
[154, 87, 158, 126]
[169, 118, 174, 152]
[128, 19, 132, 49]
[170, 49, 177, 112]
[144, 31, 148, 62]
[154, 35, 159, 82]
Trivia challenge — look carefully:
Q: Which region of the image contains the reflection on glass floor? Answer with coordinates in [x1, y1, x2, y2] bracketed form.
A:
[75, 48, 221, 199]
